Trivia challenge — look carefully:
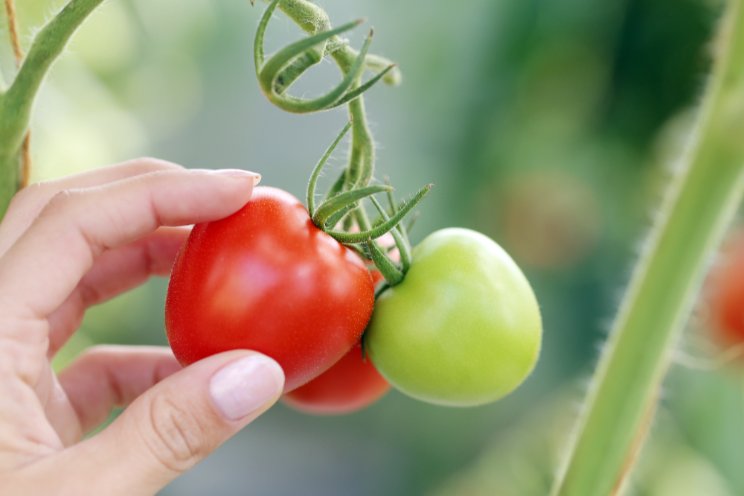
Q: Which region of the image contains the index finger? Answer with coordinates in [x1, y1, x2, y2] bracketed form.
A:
[0, 168, 259, 320]
[0, 158, 182, 257]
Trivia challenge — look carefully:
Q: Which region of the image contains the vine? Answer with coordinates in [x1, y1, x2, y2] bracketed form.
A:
[553, 1, 744, 493]
[252, 0, 430, 283]
[2, 0, 31, 188]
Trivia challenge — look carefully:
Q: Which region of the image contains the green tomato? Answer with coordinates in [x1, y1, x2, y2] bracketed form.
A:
[365, 228, 542, 407]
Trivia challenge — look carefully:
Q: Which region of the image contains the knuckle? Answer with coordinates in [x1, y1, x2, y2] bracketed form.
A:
[143, 394, 209, 473]
[42, 188, 84, 215]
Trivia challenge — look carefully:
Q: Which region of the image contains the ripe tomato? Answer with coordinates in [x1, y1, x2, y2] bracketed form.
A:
[282, 343, 390, 414]
[365, 228, 542, 406]
[707, 230, 744, 346]
[165, 186, 375, 391]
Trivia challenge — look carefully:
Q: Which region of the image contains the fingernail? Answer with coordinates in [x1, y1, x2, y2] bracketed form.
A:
[210, 354, 284, 421]
[211, 169, 261, 185]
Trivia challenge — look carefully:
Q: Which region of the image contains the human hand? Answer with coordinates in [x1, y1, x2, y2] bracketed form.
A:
[0, 159, 285, 495]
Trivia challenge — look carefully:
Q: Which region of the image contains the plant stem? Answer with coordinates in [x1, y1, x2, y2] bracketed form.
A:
[0, 0, 104, 215]
[553, 2, 744, 494]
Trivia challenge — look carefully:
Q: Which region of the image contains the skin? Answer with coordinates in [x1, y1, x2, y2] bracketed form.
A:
[0, 159, 285, 495]
[365, 228, 542, 407]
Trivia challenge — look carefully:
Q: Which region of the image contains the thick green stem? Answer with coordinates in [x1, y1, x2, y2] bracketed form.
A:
[553, 2, 744, 495]
[0, 148, 19, 213]
[269, 0, 381, 244]
[0, 0, 105, 215]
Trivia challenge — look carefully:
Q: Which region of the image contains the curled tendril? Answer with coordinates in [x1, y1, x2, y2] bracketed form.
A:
[254, 0, 391, 114]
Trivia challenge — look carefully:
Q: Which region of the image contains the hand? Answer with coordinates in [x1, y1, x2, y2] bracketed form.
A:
[0, 159, 285, 495]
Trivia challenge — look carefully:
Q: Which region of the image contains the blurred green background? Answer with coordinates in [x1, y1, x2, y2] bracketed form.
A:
[3, 0, 744, 494]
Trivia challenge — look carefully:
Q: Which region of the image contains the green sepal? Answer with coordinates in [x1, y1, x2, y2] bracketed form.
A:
[366, 239, 404, 286]
[325, 183, 432, 243]
[369, 196, 412, 272]
[312, 185, 391, 228]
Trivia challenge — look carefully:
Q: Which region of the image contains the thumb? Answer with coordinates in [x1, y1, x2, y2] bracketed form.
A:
[61, 350, 284, 495]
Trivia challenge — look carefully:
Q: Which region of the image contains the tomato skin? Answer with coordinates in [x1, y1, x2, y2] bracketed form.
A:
[708, 231, 744, 345]
[165, 186, 375, 391]
[365, 228, 542, 407]
[282, 343, 390, 414]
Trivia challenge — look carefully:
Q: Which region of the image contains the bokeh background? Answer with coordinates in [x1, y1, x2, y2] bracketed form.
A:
[2, 0, 744, 494]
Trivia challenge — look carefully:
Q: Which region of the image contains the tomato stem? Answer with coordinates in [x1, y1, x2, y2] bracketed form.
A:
[254, 0, 430, 278]
[553, 2, 744, 494]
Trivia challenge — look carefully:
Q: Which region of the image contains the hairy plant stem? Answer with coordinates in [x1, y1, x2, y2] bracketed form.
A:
[553, 2, 744, 494]
[0, 0, 104, 215]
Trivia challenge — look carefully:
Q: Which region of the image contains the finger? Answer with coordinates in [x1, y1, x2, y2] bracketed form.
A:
[57, 346, 182, 434]
[18, 351, 284, 495]
[46, 227, 189, 355]
[0, 158, 182, 257]
[0, 168, 259, 321]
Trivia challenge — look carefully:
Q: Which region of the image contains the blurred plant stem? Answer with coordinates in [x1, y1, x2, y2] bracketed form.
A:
[553, 2, 744, 494]
[0, 0, 103, 215]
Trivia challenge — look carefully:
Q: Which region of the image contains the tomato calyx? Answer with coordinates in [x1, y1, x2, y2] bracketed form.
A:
[303, 123, 431, 286]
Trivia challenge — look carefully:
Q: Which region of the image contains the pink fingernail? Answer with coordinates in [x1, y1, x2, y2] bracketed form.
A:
[210, 354, 283, 420]
[212, 169, 261, 184]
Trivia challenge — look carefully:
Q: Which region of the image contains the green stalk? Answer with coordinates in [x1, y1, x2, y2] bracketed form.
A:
[553, 2, 744, 494]
[0, 0, 105, 215]
[267, 0, 386, 242]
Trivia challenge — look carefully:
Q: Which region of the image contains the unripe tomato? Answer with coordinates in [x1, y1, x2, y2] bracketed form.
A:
[365, 228, 542, 406]
[165, 187, 375, 391]
[282, 343, 390, 414]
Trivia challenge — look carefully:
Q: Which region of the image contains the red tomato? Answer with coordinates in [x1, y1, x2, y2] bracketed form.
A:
[708, 230, 744, 345]
[282, 343, 390, 414]
[165, 186, 375, 391]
